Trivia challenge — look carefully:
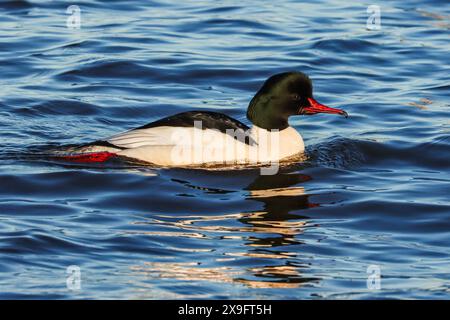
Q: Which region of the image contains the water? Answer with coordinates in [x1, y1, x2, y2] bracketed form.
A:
[0, 0, 449, 299]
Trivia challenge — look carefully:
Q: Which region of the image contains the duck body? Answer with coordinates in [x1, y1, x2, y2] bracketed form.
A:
[59, 72, 346, 166]
[81, 111, 305, 166]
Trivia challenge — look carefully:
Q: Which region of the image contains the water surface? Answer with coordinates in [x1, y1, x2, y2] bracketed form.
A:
[0, 0, 449, 299]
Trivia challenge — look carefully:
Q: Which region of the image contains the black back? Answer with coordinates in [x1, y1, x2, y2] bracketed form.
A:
[137, 111, 256, 146]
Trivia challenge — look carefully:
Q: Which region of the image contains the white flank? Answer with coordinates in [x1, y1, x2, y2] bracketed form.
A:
[98, 125, 305, 166]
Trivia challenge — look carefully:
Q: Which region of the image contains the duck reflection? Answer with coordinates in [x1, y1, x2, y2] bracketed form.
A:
[235, 171, 320, 287]
[241, 172, 316, 247]
[132, 169, 321, 289]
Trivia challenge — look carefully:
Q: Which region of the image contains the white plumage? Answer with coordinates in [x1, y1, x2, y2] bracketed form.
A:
[100, 125, 304, 166]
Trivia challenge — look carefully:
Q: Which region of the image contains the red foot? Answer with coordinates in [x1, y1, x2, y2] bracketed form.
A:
[57, 152, 117, 163]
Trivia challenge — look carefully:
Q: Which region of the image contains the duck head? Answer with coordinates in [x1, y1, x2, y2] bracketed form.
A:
[247, 72, 348, 130]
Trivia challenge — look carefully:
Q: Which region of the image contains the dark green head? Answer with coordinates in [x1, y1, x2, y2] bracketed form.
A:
[247, 72, 347, 130]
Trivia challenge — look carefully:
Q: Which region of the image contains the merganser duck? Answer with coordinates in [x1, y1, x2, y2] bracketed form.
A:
[60, 72, 347, 166]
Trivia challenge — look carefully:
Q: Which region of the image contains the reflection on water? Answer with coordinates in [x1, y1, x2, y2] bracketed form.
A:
[132, 262, 318, 289]
[131, 170, 320, 289]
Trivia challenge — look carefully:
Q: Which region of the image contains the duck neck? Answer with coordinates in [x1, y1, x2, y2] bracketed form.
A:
[247, 98, 289, 131]
[251, 124, 291, 135]
[250, 116, 289, 131]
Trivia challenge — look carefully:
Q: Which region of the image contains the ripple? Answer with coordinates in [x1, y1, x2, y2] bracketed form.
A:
[15, 100, 100, 117]
[0, 0, 33, 11]
[57, 60, 159, 81]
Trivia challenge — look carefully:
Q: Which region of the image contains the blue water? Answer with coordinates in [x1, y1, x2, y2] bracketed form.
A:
[0, 0, 449, 299]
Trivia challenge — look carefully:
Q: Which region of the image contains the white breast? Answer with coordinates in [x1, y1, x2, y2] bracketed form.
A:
[248, 125, 304, 163]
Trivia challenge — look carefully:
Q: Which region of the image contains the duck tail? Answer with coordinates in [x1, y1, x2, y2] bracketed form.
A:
[55, 151, 117, 163]
[51, 140, 122, 163]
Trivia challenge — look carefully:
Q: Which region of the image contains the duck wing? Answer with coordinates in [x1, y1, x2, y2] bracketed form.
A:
[105, 111, 256, 149]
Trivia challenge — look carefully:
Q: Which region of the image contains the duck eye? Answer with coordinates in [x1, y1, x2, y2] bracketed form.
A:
[293, 94, 301, 101]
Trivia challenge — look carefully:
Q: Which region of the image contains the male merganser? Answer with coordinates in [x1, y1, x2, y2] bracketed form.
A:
[59, 72, 347, 166]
